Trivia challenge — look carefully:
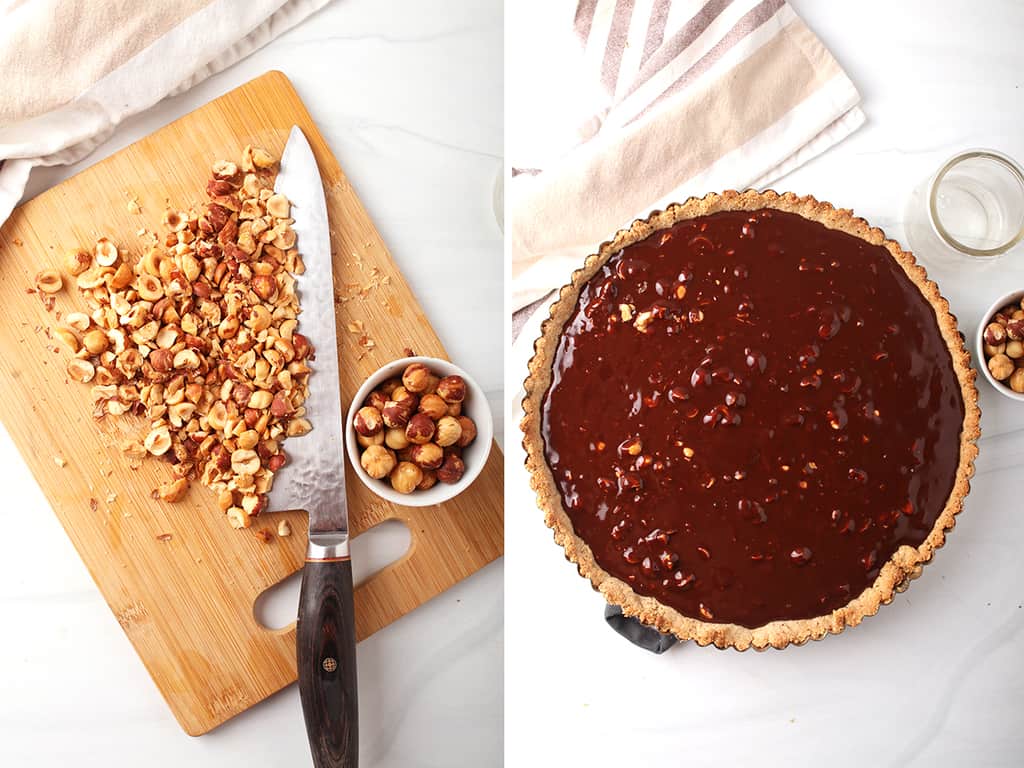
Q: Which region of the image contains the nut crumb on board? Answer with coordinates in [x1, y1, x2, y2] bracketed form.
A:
[42, 146, 316, 530]
[156, 533, 173, 542]
[254, 528, 273, 543]
[277, 519, 292, 537]
[53, 455, 67, 468]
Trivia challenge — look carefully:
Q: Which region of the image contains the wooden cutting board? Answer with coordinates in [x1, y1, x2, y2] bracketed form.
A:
[0, 71, 503, 736]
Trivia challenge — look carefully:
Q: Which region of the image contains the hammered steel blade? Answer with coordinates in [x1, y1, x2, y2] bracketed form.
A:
[266, 126, 348, 537]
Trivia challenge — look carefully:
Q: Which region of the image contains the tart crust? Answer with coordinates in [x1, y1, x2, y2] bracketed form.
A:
[521, 190, 981, 651]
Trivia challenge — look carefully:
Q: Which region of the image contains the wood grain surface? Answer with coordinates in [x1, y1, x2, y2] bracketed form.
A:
[0, 71, 503, 736]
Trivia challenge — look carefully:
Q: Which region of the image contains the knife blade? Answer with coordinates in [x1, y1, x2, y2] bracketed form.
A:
[272, 125, 358, 768]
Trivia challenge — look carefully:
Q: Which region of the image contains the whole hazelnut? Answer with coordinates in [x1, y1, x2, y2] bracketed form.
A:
[1011, 368, 1024, 393]
[418, 394, 448, 420]
[435, 416, 463, 447]
[389, 461, 423, 494]
[410, 442, 444, 470]
[984, 322, 1007, 346]
[1007, 320, 1024, 341]
[361, 445, 396, 479]
[447, 402, 462, 417]
[380, 377, 402, 396]
[1014, 310, 1024, 321]
[354, 406, 383, 436]
[391, 385, 412, 403]
[402, 363, 432, 393]
[382, 400, 413, 428]
[396, 446, 415, 462]
[385, 427, 410, 450]
[1007, 340, 1024, 359]
[366, 390, 388, 412]
[437, 453, 466, 484]
[989, 353, 1014, 381]
[357, 431, 385, 448]
[424, 374, 441, 394]
[985, 343, 1007, 357]
[405, 413, 436, 445]
[417, 470, 438, 491]
[436, 375, 466, 404]
[456, 416, 477, 447]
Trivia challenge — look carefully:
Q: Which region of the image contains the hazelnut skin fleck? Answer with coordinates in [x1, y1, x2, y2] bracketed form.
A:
[437, 453, 466, 484]
[354, 406, 383, 436]
[418, 393, 447, 420]
[436, 375, 466, 404]
[989, 353, 1014, 381]
[456, 416, 477, 447]
[382, 400, 413, 428]
[356, 431, 384, 448]
[984, 322, 1007, 346]
[385, 427, 410, 450]
[410, 442, 444, 470]
[417, 469, 438, 490]
[435, 416, 462, 447]
[405, 413, 436, 445]
[1011, 368, 1024, 393]
[402, 363, 432, 393]
[360, 445, 396, 479]
[389, 461, 423, 494]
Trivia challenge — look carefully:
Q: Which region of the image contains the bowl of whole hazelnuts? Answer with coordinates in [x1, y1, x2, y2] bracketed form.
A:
[977, 290, 1024, 400]
[345, 356, 493, 505]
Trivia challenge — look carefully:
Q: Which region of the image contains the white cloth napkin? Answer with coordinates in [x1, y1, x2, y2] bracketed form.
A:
[0, 0, 332, 226]
[509, 0, 865, 311]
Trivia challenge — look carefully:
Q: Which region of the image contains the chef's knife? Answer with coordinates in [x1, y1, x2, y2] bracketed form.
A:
[269, 126, 357, 768]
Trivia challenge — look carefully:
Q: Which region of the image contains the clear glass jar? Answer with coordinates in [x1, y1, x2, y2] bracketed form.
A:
[905, 149, 1024, 263]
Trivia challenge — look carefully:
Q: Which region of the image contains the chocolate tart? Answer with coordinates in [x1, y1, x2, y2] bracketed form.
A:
[521, 191, 980, 650]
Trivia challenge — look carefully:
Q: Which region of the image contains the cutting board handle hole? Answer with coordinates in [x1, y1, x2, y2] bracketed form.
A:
[252, 518, 412, 630]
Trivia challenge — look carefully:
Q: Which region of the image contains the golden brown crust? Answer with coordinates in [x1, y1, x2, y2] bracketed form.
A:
[520, 190, 981, 651]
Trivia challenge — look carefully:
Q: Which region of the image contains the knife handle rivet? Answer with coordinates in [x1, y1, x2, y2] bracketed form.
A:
[322, 657, 338, 673]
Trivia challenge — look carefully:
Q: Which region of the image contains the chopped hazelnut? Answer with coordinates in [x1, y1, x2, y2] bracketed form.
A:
[409, 442, 444, 470]
[278, 519, 292, 537]
[63, 248, 92, 276]
[361, 445, 397, 479]
[35, 269, 63, 294]
[354, 406, 384, 436]
[402, 363, 431, 393]
[144, 426, 172, 456]
[456, 416, 477, 447]
[437, 453, 466, 484]
[436, 375, 466, 404]
[405, 413, 436, 445]
[389, 461, 423, 494]
[227, 507, 252, 529]
[94, 238, 119, 267]
[435, 416, 462, 447]
[158, 478, 189, 503]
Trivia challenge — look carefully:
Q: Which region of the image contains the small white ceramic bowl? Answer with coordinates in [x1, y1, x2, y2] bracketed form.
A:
[345, 356, 493, 506]
[976, 289, 1024, 402]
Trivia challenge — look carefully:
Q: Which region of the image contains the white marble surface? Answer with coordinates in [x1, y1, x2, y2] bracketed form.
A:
[0, 1, 502, 766]
[507, 2, 1024, 766]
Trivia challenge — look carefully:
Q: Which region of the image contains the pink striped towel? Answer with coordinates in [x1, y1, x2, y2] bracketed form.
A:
[509, 0, 865, 311]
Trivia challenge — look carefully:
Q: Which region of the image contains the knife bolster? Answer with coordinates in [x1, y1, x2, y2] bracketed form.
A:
[307, 533, 351, 562]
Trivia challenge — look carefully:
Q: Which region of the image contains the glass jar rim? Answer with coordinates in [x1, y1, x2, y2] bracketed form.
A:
[928, 149, 1024, 257]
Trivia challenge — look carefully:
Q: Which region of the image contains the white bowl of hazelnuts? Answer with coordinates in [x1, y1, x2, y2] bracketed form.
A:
[345, 356, 493, 506]
[977, 290, 1024, 401]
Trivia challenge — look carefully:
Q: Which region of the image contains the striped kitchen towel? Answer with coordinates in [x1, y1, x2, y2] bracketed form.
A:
[509, 0, 865, 311]
[0, 0, 332, 227]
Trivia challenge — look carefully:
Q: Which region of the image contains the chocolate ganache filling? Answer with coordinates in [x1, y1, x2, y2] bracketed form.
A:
[541, 209, 965, 628]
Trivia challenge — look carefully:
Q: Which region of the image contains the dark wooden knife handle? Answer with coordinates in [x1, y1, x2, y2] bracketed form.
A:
[298, 557, 358, 768]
